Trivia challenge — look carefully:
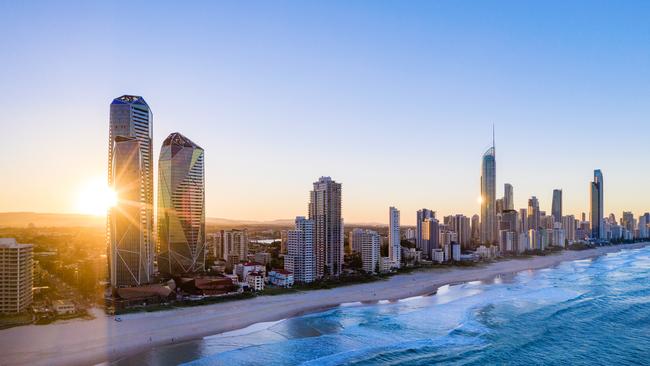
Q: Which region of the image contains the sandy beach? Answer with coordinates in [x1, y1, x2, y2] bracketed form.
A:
[1, 242, 647, 366]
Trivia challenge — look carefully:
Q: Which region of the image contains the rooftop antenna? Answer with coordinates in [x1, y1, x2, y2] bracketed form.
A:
[492, 123, 495, 150]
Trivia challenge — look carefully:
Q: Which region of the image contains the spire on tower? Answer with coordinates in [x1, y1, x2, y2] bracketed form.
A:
[492, 123, 495, 150]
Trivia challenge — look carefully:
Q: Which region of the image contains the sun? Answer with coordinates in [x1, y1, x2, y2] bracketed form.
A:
[75, 177, 117, 216]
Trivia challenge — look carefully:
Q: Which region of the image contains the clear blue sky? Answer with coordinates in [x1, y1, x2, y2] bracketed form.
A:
[1, 1, 649, 224]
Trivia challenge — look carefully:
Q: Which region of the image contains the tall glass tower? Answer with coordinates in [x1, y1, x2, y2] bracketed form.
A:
[591, 169, 604, 239]
[108, 95, 154, 287]
[157, 133, 205, 276]
[388, 207, 401, 268]
[552, 189, 563, 223]
[504, 183, 514, 211]
[480, 145, 497, 244]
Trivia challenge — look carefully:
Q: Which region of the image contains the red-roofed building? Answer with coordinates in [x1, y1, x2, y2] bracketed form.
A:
[268, 270, 294, 288]
[193, 276, 238, 296]
[235, 262, 266, 282]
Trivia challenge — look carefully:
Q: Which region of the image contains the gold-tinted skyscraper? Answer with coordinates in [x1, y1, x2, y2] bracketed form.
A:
[480, 143, 497, 244]
[108, 95, 154, 287]
[157, 133, 205, 275]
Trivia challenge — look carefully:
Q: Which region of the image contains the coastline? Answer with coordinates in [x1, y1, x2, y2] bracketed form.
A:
[1, 242, 647, 366]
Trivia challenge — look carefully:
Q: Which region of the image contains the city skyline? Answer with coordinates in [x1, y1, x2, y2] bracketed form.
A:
[3, 3, 650, 365]
[1, 1, 650, 224]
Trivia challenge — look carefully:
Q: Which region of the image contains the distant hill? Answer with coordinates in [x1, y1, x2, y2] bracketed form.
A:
[0, 212, 386, 229]
[0, 212, 105, 228]
[205, 217, 295, 229]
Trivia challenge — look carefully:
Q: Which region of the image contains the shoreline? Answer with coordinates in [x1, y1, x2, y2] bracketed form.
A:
[1, 242, 648, 366]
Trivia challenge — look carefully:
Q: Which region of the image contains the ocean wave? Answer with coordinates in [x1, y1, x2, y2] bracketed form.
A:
[176, 246, 650, 366]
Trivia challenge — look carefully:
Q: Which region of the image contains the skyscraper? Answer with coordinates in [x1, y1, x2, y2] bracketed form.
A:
[157, 133, 205, 276]
[285, 217, 315, 283]
[421, 217, 440, 259]
[0, 238, 33, 314]
[480, 142, 497, 244]
[496, 198, 504, 214]
[471, 214, 480, 243]
[388, 207, 401, 268]
[445, 214, 471, 249]
[500, 210, 519, 232]
[503, 183, 514, 211]
[454, 214, 472, 248]
[416, 209, 436, 253]
[552, 189, 562, 223]
[309, 177, 344, 278]
[519, 208, 528, 233]
[108, 95, 153, 288]
[590, 169, 604, 239]
[621, 211, 635, 233]
[639, 215, 649, 239]
[528, 196, 540, 230]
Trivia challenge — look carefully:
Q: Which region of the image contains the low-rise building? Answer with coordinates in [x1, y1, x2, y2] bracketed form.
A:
[184, 276, 238, 296]
[108, 284, 174, 310]
[235, 262, 266, 282]
[268, 270, 294, 287]
[223, 274, 239, 286]
[475, 245, 498, 259]
[379, 257, 392, 273]
[53, 300, 76, 315]
[401, 247, 421, 266]
[432, 249, 445, 263]
[460, 252, 480, 262]
[247, 271, 265, 291]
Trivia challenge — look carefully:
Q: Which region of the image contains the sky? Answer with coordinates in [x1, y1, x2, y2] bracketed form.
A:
[0, 1, 649, 225]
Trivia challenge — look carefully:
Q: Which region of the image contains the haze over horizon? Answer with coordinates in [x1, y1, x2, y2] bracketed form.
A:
[1, 1, 649, 225]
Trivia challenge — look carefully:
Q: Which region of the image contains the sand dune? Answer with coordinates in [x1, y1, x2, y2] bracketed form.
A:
[0, 242, 647, 366]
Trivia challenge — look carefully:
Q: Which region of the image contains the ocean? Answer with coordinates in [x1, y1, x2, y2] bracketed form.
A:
[115, 246, 650, 365]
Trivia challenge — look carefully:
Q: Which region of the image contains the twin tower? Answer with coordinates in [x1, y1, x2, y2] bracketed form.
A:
[107, 95, 205, 288]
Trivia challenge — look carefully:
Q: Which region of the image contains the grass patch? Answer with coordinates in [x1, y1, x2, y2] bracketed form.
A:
[0, 312, 33, 329]
[568, 242, 595, 251]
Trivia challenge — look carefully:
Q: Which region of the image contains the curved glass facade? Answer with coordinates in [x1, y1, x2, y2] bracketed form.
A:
[481, 147, 496, 244]
[108, 95, 153, 287]
[157, 132, 205, 276]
